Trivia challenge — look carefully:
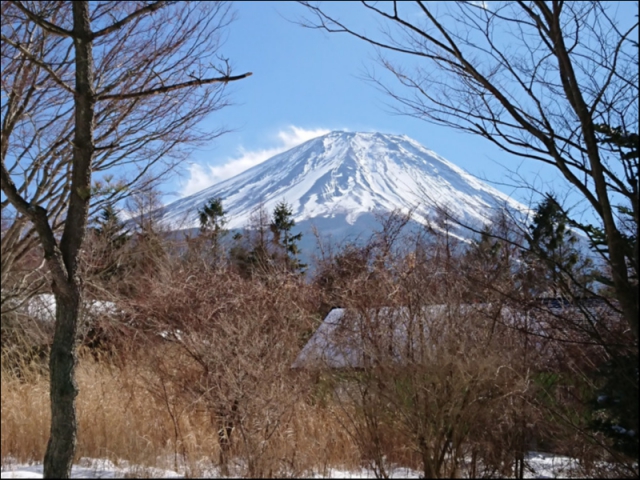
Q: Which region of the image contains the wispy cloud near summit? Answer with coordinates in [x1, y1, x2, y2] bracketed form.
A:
[180, 126, 331, 197]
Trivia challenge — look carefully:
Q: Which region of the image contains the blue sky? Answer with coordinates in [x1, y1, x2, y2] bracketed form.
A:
[167, 1, 636, 220]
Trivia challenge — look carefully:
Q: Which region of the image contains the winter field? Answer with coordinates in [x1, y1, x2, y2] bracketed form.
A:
[3, 0, 638, 478]
[2, 322, 636, 479]
[0, 453, 592, 479]
[2, 198, 636, 479]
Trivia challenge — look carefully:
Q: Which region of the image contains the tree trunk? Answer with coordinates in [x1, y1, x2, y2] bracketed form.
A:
[419, 435, 435, 479]
[44, 2, 95, 477]
[43, 285, 81, 478]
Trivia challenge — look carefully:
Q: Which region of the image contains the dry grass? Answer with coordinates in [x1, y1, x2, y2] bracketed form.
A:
[2, 356, 171, 470]
[1, 348, 363, 477]
[1, 366, 50, 463]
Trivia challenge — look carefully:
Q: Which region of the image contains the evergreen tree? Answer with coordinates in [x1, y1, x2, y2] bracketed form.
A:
[464, 224, 511, 302]
[270, 201, 305, 273]
[229, 232, 251, 277]
[197, 197, 228, 267]
[199, 197, 227, 234]
[579, 124, 638, 292]
[589, 350, 639, 459]
[94, 205, 129, 247]
[89, 205, 130, 286]
[524, 195, 594, 297]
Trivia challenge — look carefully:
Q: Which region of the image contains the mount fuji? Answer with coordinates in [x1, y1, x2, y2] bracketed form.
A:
[156, 131, 527, 241]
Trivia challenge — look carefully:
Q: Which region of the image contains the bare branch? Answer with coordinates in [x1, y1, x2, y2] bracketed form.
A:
[1, 160, 69, 287]
[1, 34, 75, 95]
[98, 72, 252, 100]
[91, 1, 169, 39]
[8, 0, 73, 37]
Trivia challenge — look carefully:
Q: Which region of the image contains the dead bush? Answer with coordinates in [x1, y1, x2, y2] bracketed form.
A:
[122, 261, 324, 477]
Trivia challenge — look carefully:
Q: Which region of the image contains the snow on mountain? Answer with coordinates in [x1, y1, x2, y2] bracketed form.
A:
[156, 131, 526, 232]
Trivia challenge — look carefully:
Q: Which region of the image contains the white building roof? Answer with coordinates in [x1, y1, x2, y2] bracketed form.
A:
[292, 301, 616, 370]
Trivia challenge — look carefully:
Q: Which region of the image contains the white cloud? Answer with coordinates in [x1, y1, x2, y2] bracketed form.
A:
[180, 126, 332, 197]
[468, 1, 489, 9]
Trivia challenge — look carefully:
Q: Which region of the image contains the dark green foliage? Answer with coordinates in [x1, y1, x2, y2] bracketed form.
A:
[464, 225, 513, 301]
[89, 205, 130, 284]
[590, 351, 639, 458]
[93, 205, 129, 249]
[524, 195, 595, 296]
[594, 124, 639, 161]
[270, 201, 305, 273]
[198, 197, 227, 234]
[230, 202, 306, 276]
[569, 205, 637, 290]
[196, 197, 228, 267]
[527, 195, 579, 271]
[229, 232, 261, 277]
[577, 124, 638, 268]
[570, 123, 638, 298]
[476, 226, 503, 259]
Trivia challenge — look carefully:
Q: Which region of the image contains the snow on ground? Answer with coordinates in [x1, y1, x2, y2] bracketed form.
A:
[522, 453, 580, 478]
[0, 458, 182, 479]
[314, 467, 422, 478]
[0, 452, 597, 479]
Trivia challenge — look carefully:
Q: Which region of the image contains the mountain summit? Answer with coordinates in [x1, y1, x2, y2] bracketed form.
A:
[157, 131, 525, 231]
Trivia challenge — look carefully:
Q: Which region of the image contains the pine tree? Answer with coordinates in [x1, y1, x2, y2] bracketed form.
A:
[229, 232, 251, 277]
[581, 124, 638, 292]
[199, 197, 227, 234]
[270, 201, 305, 273]
[89, 205, 130, 286]
[94, 205, 129, 248]
[589, 350, 639, 459]
[464, 224, 511, 302]
[197, 197, 228, 267]
[524, 195, 594, 298]
[585, 124, 639, 458]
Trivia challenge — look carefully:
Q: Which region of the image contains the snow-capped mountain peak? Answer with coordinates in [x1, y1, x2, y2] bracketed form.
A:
[157, 131, 525, 231]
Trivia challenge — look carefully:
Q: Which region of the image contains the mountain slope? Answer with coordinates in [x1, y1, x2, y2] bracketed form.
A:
[157, 131, 526, 232]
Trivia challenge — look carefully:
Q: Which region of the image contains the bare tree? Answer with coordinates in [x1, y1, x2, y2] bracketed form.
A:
[307, 222, 535, 478]
[126, 260, 313, 477]
[0, 0, 246, 308]
[299, 1, 638, 339]
[0, 1, 251, 477]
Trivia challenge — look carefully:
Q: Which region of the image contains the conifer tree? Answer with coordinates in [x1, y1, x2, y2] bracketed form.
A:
[585, 124, 638, 458]
[464, 224, 510, 302]
[579, 124, 639, 294]
[198, 197, 227, 267]
[88, 206, 130, 286]
[299, 0, 638, 339]
[93, 205, 129, 250]
[524, 195, 594, 298]
[270, 201, 305, 273]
